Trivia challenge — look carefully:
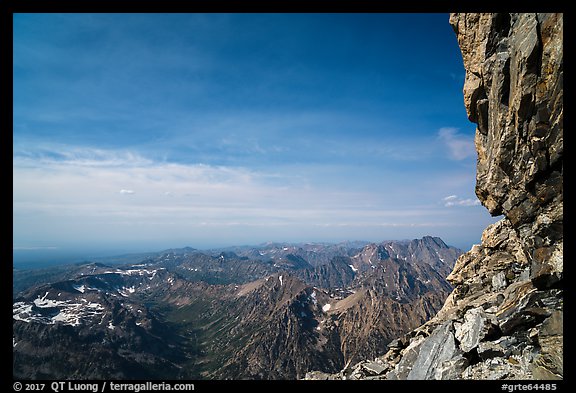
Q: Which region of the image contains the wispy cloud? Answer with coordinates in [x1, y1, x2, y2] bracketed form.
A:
[437, 127, 476, 160]
[13, 143, 152, 168]
[13, 246, 59, 251]
[442, 194, 481, 207]
[13, 144, 484, 245]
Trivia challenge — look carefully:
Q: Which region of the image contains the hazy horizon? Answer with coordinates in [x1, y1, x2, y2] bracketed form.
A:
[14, 234, 474, 270]
[14, 13, 500, 263]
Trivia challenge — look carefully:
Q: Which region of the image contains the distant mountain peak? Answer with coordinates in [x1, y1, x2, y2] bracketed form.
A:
[419, 235, 448, 248]
[13, 236, 462, 380]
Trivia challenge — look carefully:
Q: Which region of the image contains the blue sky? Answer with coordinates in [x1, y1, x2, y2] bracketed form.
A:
[13, 13, 499, 255]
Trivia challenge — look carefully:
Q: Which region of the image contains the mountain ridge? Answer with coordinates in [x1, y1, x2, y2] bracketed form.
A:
[13, 236, 462, 379]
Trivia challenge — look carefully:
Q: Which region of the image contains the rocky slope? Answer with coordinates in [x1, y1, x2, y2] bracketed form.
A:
[305, 12, 563, 381]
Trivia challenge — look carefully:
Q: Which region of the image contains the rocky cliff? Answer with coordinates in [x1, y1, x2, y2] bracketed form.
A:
[305, 12, 563, 380]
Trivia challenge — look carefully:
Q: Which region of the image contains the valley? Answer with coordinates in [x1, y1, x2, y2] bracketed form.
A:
[13, 237, 461, 380]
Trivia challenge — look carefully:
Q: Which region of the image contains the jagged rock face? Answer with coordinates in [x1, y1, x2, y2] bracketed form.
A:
[305, 13, 562, 381]
[451, 12, 563, 294]
[454, 14, 563, 224]
[446, 12, 563, 379]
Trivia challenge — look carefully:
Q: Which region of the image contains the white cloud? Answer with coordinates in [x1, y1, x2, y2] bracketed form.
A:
[13, 148, 262, 210]
[442, 194, 481, 207]
[437, 127, 476, 160]
[13, 246, 59, 251]
[13, 144, 496, 249]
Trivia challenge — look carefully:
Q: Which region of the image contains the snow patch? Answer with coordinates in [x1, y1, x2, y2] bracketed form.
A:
[279, 275, 283, 286]
[103, 268, 164, 278]
[348, 264, 358, 272]
[310, 291, 317, 305]
[322, 304, 331, 312]
[118, 286, 136, 297]
[13, 295, 105, 327]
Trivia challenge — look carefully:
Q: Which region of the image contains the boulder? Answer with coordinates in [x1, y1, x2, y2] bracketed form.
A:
[454, 307, 498, 353]
[406, 322, 465, 380]
[531, 310, 563, 379]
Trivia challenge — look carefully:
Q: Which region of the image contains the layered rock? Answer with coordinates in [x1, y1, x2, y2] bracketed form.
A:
[305, 13, 562, 381]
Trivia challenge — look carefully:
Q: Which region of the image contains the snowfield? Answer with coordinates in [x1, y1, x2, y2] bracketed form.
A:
[13, 292, 105, 327]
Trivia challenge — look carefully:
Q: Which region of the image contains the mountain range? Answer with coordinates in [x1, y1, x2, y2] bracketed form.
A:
[13, 236, 462, 379]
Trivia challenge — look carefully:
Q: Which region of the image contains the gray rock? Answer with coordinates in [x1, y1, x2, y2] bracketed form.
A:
[477, 336, 519, 360]
[462, 358, 511, 380]
[492, 271, 508, 291]
[434, 355, 469, 380]
[454, 307, 497, 352]
[497, 287, 561, 335]
[406, 321, 464, 380]
[362, 360, 387, 375]
[477, 341, 506, 360]
[387, 335, 426, 380]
